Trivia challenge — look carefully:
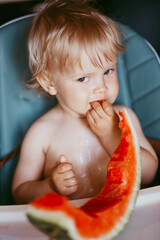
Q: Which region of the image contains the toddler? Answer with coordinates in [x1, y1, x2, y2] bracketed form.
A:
[12, 0, 158, 204]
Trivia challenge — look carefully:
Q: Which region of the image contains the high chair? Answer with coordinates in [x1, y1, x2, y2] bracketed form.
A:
[0, 15, 160, 204]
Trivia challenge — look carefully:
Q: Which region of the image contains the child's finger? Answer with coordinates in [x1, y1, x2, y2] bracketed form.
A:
[62, 169, 76, 180]
[102, 101, 114, 116]
[90, 101, 105, 118]
[64, 176, 78, 187]
[57, 155, 72, 173]
[89, 109, 100, 122]
[87, 111, 96, 126]
[59, 155, 68, 163]
[63, 184, 79, 196]
[56, 162, 72, 173]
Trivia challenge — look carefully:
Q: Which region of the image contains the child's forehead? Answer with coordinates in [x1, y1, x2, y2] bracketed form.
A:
[66, 50, 117, 75]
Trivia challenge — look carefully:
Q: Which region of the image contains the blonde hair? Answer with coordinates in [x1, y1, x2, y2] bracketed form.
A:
[27, 0, 124, 93]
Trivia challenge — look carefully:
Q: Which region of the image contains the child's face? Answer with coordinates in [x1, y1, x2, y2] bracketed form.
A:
[54, 51, 119, 117]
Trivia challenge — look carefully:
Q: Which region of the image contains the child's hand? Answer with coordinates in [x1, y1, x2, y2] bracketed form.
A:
[87, 101, 120, 139]
[50, 155, 78, 196]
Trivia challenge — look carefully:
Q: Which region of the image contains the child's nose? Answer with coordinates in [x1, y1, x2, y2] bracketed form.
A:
[93, 86, 106, 94]
[93, 80, 107, 95]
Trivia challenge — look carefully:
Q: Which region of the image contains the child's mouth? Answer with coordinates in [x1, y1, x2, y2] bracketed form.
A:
[88, 99, 105, 112]
[97, 99, 104, 105]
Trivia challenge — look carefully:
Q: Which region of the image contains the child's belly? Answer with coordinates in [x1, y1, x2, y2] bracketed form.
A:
[44, 141, 109, 200]
[43, 119, 110, 200]
[68, 155, 108, 200]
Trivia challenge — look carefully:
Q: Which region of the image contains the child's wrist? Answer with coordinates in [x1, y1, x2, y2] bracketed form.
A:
[48, 176, 58, 193]
[99, 128, 122, 157]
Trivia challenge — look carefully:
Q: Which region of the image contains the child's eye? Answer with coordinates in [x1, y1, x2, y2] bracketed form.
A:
[77, 76, 89, 82]
[104, 69, 113, 75]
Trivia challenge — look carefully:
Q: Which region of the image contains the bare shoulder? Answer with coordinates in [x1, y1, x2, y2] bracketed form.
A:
[113, 104, 157, 158]
[22, 106, 60, 152]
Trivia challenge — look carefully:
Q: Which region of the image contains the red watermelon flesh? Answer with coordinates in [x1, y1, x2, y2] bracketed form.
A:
[97, 100, 104, 105]
[27, 109, 141, 240]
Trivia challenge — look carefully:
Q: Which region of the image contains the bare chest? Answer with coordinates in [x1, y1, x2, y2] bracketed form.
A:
[44, 121, 110, 199]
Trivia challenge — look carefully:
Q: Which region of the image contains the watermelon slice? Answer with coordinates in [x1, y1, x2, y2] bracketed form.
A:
[27, 109, 141, 240]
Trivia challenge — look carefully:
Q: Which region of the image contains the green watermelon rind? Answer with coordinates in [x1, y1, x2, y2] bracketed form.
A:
[27, 210, 77, 240]
[27, 108, 141, 240]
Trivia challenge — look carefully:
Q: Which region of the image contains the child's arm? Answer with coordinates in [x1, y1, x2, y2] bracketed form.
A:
[119, 106, 158, 185]
[147, 138, 160, 155]
[12, 123, 52, 204]
[87, 102, 158, 185]
[12, 123, 78, 204]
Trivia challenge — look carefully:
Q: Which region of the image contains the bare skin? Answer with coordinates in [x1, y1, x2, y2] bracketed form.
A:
[148, 138, 160, 155]
[12, 52, 158, 204]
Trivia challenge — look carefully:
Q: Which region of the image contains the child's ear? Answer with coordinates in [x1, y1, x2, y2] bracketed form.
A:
[37, 74, 57, 95]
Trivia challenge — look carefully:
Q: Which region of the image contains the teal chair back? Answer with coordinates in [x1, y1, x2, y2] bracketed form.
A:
[0, 15, 160, 204]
